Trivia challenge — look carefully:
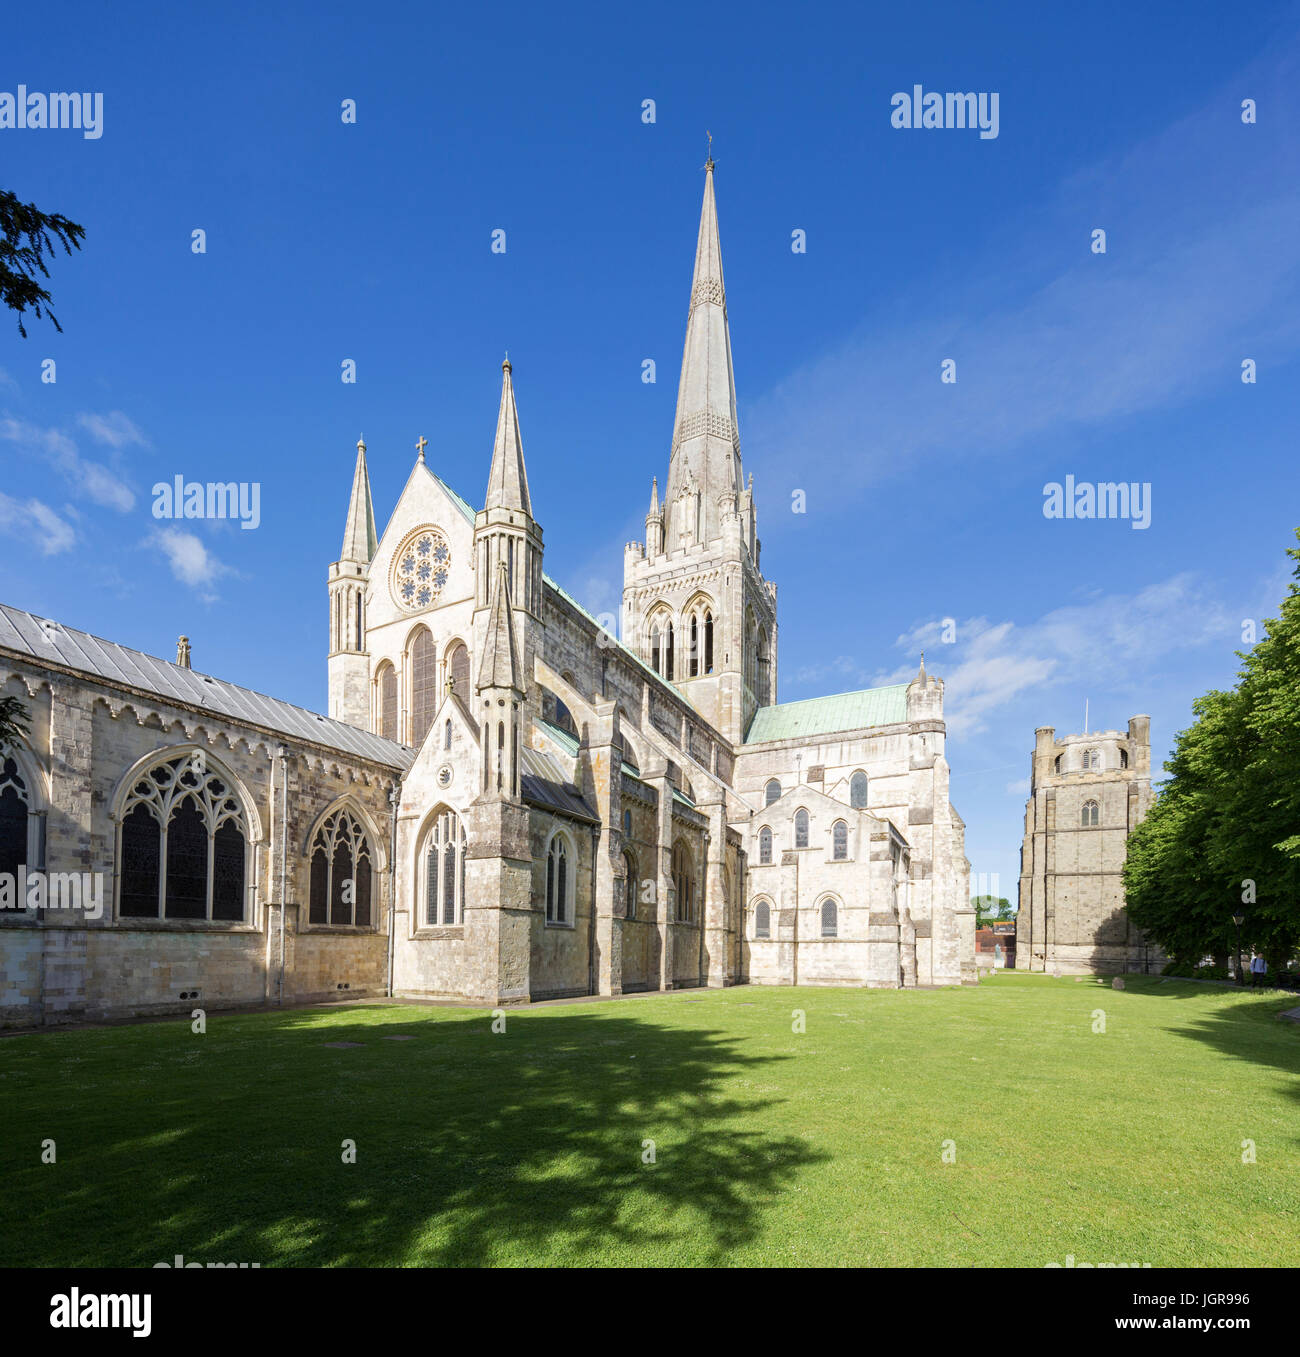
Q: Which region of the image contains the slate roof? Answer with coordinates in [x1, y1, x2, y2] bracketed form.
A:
[0, 602, 412, 769]
[744, 684, 910, 744]
[520, 744, 598, 823]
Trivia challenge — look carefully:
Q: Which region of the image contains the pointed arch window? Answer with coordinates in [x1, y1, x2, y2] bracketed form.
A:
[117, 752, 248, 921]
[832, 820, 848, 861]
[764, 778, 781, 806]
[754, 899, 771, 939]
[704, 611, 714, 675]
[0, 755, 30, 883]
[689, 614, 699, 678]
[309, 809, 374, 927]
[849, 771, 868, 809]
[672, 841, 695, 923]
[1083, 748, 1101, 771]
[410, 627, 436, 746]
[756, 627, 770, 699]
[758, 826, 772, 865]
[794, 808, 809, 849]
[650, 624, 662, 675]
[546, 832, 573, 926]
[446, 641, 470, 699]
[820, 897, 839, 938]
[1081, 799, 1100, 828]
[622, 850, 637, 920]
[444, 719, 453, 750]
[664, 621, 675, 681]
[422, 808, 465, 927]
[377, 663, 397, 742]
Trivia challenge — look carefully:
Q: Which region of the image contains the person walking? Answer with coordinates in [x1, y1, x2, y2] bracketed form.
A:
[1250, 954, 1267, 988]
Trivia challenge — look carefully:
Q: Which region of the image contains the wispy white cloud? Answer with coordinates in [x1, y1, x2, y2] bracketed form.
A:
[76, 411, 149, 449]
[0, 416, 135, 512]
[744, 40, 1300, 509]
[878, 573, 1238, 737]
[0, 492, 76, 555]
[146, 527, 230, 601]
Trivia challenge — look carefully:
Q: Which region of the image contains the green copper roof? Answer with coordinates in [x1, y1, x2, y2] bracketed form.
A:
[744, 684, 910, 744]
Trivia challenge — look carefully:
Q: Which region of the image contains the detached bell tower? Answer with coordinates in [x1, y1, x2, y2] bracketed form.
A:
[623, 158, 778, 743]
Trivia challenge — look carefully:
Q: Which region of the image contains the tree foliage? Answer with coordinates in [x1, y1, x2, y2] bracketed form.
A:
[0, 188, 86, 337]
[1124, 530, 1300, 967]
[0, 694, 30, 748]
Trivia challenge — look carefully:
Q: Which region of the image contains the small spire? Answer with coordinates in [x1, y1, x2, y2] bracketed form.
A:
[484, 356, 532, 515]
[339, 437, 379, 564]
[648, 476, 660, 517]
[477, 560, 521, 694]
[176, 635, 191, 669]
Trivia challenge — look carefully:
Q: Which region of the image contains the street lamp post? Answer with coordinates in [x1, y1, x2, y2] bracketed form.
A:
[1232, 912, 1245, 986]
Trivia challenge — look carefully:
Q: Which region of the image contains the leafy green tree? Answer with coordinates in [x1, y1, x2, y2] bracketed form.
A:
[0, 188, 86, 336]
[0, 695, 30, 748]
[1125, 530, 1300, 970]
[972, 895, 1012, 927]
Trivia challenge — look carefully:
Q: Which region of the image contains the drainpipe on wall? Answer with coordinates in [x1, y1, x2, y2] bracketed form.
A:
[386, 781, 399, 998]
[587, 822, 599, 997]
[264, 749, 276, 1005]
[277, 744, 287, 1006]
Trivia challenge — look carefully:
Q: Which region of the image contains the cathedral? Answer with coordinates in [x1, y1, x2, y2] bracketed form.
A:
[0, 165, 973, 1026]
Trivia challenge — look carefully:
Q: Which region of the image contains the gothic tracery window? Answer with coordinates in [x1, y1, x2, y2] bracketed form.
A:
[117, 752, 248, 922]
[820, 897, 839, 938]
[391, 525, 451, 612]
[1081, 799, 1100, 827]
[309, 808, 374, 927]
[1083, 748, 1101, 771]
[754, 899, 771, 939]
[758, 826, 772, 865]
[794, 808, 809, 849]
[446, 640, 470, 698]
[423, 808, 466, 926]
[0, 755, 30, 882]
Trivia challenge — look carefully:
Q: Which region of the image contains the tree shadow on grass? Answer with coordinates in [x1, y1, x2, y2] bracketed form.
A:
[1094, 977, 1300, 1126]
[0, 1005, 824, 1267]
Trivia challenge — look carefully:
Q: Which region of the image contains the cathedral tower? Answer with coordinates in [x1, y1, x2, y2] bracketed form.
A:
[328, 436, 378, 727]
[623, 162, 778, 744]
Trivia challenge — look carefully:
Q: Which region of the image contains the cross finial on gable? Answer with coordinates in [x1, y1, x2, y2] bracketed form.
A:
[415, 434, 428, 462]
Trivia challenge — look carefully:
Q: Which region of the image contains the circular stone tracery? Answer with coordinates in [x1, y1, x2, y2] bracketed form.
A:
[390, 527, 451, 611]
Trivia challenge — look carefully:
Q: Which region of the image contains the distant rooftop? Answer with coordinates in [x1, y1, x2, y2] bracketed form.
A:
[0, 602, 411, 770]
[745, 684, 910, 744]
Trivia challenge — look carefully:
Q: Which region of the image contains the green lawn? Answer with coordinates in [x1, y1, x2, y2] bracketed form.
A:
[1, 973, 1297, 1267]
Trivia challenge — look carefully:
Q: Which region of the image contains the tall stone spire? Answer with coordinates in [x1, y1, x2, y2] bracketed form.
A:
[663, 161, 742, 548]
[478, 560, 521, 694]
[339, 436, 378, 563]
[484, 356, 532, 515]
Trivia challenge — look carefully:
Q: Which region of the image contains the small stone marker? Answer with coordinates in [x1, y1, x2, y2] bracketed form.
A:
[1112, 977, 1125, 990]
[324, 1041, 364, 1049]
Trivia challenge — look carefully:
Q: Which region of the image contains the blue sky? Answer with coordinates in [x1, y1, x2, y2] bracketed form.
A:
[3, 0, 1298, 901]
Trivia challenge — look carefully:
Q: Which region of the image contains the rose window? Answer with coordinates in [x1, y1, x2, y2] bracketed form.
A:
[391, 527, 451, 611]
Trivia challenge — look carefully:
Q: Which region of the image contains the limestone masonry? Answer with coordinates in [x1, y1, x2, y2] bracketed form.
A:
[0, 166, 976, 1025]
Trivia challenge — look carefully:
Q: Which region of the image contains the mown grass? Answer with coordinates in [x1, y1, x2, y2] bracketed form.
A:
[1, 973, 1296, 1267]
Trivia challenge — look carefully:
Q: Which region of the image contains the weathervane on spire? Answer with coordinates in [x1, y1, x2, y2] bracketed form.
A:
[705, 129, 714, 171]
